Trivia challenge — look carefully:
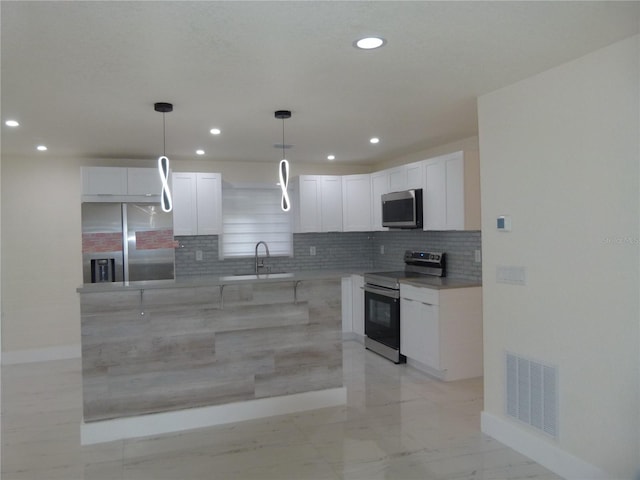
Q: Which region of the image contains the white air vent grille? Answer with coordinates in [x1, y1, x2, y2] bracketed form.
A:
[505, 352, 558, 438]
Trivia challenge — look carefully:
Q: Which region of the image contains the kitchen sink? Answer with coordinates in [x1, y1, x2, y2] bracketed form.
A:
[220, 272, 295, 281]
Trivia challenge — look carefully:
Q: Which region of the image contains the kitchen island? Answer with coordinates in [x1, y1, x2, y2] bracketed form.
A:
[77, 272, 346, 442]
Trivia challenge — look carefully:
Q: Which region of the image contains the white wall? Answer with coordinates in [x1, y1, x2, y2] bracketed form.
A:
[0, 156, 369, 354]
[374, 135, 479, 171]
[478, 35, 639, 478]
[1, 157, 84, 352]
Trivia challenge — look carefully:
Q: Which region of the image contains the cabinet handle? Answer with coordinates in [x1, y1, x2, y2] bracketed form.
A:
[402, 297, 433, 306]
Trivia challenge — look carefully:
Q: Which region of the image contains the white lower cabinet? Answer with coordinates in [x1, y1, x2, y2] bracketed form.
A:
[400, 283, 482, 381]
[341, 274, 365, 342]
[341, 277, 353, 335]
[400, 295, 440, 370]
[351, 274, 365, 339]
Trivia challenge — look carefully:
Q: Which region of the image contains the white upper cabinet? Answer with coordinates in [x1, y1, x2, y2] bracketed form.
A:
[81, 167, 128, 196]
[293, 175, 343, 233]
[320, 176, 343, 232]
[384, 162, 425, 193]
[370, 170, 389, 232]
[127, 167, 162, 196]
[424, 158, 447, 229]
[296, 176, 322, 232]
[171, 173, 198, 236]
[342, 174, 372, 232]
[387, 166, 407, 192]
[172, 172, 222, 236]
[423, 151, 465, 230]
[81, 166, 168, 202]
[195, 173, 223, 235]
[405, 161, 424, 190]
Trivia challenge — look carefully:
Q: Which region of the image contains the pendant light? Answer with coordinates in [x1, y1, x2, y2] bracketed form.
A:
[275, 110, 291, 212]
[155, 102, 173, 212]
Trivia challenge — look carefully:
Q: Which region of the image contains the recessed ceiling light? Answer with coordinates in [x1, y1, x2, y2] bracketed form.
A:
[210, 128, 221, 135]
[5, 120, 19, 127]
[354, 37, 386, 50]
[196, 149, 205, 155]
[370, 137, 380, 144]
[327, 155, 336, 161]
[36, 145, 47, 151]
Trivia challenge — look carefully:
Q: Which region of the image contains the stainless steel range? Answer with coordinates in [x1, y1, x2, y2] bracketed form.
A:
[363, 250, 446, 363]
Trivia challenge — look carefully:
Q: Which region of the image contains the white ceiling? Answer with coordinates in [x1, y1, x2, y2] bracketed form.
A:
[2, 1, 639, 165]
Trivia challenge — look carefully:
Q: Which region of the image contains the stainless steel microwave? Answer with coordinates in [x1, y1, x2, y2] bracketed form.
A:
[381, 189, 423, 229]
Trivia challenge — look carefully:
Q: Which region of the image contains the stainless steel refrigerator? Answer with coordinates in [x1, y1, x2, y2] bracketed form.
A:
[81, 203, 175, 283]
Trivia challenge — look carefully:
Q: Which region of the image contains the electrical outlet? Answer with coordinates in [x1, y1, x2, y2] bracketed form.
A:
[310, 246, 316, 256]
[474, 250, 481, 263]
[380, 245, 385, 255]
[195, 250, 203, 261]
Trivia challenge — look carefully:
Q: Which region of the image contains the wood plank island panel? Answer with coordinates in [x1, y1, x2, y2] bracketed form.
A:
[80, 279, 343, 422]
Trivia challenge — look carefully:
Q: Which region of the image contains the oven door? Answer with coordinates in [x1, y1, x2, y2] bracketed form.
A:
[364, 284, 401, 350]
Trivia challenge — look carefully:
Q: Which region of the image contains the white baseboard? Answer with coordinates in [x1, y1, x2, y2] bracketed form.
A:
[1, 344, 81, 365]
[82, 386, 347, 445]
[481, 411, 609, 480]
[406, 357, 446, 380]
[342, 332, 365, 344]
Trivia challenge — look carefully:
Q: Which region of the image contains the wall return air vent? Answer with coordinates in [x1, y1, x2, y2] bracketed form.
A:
[505, 352, 558, 438]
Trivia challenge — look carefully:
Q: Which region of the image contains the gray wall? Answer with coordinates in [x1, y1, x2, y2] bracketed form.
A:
[176, 230, 481, 282]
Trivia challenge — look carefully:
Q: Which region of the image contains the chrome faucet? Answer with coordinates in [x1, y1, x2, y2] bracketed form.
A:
[255, 241, 270, 274]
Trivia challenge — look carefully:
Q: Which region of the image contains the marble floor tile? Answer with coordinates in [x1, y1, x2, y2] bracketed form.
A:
[1, 341, 563, 480]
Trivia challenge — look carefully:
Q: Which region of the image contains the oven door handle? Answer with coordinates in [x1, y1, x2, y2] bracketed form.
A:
[364, 284, 400, 299]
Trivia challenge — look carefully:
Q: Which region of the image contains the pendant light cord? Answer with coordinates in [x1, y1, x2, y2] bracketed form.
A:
[281, 117, 285, 160]
[162, 112, 166, 156]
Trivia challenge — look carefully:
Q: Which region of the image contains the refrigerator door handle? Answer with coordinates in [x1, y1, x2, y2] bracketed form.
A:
[122, 203, 129, 282]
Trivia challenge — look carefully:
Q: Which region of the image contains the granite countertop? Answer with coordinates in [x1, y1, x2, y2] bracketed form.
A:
[77, 269, 482, 293]
[76, 269, 366, 293]
[399, 277, 481, 290]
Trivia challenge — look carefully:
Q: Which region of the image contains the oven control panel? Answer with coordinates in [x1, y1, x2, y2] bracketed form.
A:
[404, 250, 444, 263]
[404, 250, 446, 276]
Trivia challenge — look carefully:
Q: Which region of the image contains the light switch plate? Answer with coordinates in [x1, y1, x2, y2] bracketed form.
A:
[310, 246, 316, 256]
[497, 215, 512, 231]
[195, 250, 203, 261]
